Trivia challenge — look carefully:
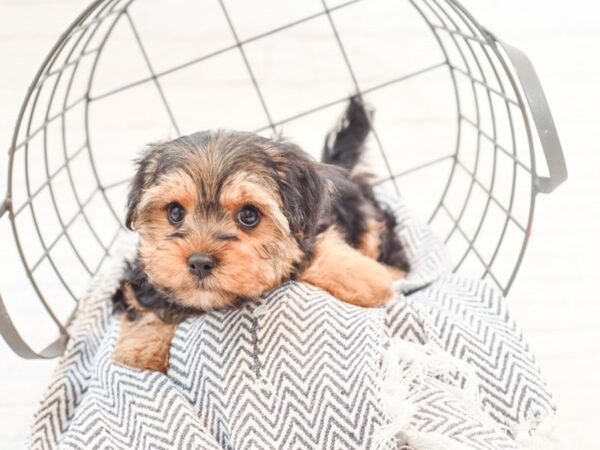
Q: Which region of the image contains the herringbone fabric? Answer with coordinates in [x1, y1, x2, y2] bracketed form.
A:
[28, 197, 556, 449]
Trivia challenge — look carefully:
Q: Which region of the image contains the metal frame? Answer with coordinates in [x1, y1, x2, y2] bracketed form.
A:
[0, 0, 566, 358]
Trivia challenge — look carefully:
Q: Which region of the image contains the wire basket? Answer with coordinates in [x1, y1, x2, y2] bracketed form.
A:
[0, 0, 566, 358]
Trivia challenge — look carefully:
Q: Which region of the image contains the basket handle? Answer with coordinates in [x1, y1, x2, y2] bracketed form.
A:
[0, 197, 67, 358]
[490, 35, 567, 194]
[0, 294, 67, 358]
[0, 196, 8, 217]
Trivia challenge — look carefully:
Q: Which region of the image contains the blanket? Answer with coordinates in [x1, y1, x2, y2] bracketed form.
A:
[28, 196, 560, 449]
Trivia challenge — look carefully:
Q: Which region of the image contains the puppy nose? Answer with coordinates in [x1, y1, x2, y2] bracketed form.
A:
[187, 253, 216, 279]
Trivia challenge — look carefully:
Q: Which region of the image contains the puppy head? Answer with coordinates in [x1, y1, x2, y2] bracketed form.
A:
[126, 130, 330, 310]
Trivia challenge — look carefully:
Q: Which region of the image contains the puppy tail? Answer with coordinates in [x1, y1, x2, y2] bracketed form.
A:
[321, 96, 373, 171]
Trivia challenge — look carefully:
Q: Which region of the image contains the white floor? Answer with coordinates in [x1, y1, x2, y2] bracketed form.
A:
[0, 0, 599, 448]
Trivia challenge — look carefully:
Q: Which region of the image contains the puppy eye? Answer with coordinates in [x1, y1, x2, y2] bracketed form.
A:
[236, 205, 260, 229]
[167, 202, 185, 225]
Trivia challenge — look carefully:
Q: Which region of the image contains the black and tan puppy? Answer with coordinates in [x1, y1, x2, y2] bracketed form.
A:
[113, 98, 408, 372]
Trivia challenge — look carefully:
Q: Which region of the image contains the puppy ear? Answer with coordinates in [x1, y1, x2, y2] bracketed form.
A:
[270, 143, 332, 239]
[125, 164, 146, 230]
[126, 152, 156, 230]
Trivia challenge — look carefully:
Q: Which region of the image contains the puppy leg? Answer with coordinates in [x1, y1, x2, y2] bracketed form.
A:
[113, 312, 177, 373]
[385, 265, 407, 281]
[300, 227, 394, 307]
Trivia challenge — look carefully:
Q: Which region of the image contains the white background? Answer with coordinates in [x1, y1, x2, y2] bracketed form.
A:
[0, 0, 599, 448]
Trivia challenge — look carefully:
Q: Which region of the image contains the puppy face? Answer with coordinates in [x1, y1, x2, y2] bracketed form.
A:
[126, 131, 329, 310]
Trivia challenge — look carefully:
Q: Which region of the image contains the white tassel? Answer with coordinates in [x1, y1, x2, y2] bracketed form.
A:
[515, 416, 569, 450]
[373, 338, 479, 450]
[403, 429, 467, 450]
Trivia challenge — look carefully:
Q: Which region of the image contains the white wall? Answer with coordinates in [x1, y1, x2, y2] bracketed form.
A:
[462, 1, 600, 447]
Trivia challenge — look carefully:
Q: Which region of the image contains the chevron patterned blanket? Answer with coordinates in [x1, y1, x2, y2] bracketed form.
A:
[29, 197, 561, 450]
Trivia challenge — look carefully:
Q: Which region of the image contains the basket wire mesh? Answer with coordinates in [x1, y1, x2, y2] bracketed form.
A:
[0, 0, 566, 358]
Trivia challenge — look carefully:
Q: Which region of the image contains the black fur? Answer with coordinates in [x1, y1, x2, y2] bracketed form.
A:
[112, 260, 202, 323]
[321, 97, 409, 271]
[125, 157, 148, 230]
[271, 142, 331, 241]
[322, 96, 372, 171]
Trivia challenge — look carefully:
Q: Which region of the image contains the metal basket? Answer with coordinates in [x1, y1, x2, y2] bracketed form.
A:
[0, 0, 566, 358]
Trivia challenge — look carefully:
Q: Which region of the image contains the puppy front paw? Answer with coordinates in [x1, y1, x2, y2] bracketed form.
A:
[113, 314, 177, 373]
[301, 228, 396, 307]
[386, 265, 407, 281]
[359, 265, 395, 306]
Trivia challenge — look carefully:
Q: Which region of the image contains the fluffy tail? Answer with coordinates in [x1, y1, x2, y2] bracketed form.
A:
[321, 96, 373, 171]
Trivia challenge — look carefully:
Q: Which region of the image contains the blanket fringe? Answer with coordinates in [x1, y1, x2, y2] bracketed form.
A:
[515, 416, 569, 450]
[402, 430, 467, 450]
[373, 338, 477, 450]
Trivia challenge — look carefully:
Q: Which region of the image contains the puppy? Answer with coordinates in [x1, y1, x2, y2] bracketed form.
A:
[112, 98, 408, 372]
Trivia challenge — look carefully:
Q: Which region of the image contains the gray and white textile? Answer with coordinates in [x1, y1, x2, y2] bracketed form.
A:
[29, 196, 560, 449]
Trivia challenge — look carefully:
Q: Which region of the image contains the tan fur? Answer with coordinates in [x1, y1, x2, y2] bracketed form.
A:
[300, 227, 395, 307]
[220, 173, 289, 235]
[386, 265, 407, 281]
[114, 314, 176, 373]
[357, 218, 384, 259]
[136, 169, 303, 311]
[137, 169, 199, 228]
[113, 286, 177, 373]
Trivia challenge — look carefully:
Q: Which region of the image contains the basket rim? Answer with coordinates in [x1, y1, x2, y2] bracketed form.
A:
[0, 0, 552, 358]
